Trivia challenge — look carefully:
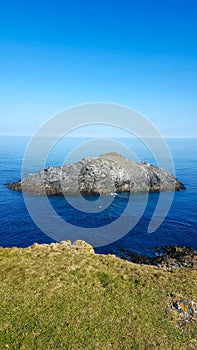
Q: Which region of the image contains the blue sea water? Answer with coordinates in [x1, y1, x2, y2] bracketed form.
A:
[0, 136, 196, 257]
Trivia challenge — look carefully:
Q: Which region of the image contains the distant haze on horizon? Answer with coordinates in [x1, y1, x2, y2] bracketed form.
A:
[0, 0, 196, 138]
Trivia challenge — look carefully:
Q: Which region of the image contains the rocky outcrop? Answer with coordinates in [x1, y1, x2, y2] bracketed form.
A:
[30, 240, 95, 254]
[116, 246, 197, 269]
[7, 152, 185, 195]
[172, 300, 197, 320]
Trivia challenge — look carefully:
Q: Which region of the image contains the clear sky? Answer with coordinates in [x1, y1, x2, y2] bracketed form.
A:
[0, 0, 196, 137]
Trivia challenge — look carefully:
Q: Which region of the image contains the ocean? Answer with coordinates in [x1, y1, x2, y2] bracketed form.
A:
[0, 136, 197, 257]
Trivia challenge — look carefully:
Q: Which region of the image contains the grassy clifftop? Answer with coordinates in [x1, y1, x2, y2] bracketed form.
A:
[1, 242, 197, 350]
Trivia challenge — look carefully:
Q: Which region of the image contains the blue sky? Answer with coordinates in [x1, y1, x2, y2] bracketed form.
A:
[0, 0, 196, 137]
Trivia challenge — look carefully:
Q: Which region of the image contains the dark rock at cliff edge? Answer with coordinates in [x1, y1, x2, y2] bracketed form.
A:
[7, 152, 185, 195]
[117, 246, 197, 269]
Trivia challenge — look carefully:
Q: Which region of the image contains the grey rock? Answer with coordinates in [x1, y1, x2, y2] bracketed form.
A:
[7, 152, 185, 195]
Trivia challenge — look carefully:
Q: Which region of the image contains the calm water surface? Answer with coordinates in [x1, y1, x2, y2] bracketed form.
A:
[0, 136, 196, 256]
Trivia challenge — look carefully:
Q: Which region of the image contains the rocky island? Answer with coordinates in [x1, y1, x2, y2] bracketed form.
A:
[7, 152, 185, 195]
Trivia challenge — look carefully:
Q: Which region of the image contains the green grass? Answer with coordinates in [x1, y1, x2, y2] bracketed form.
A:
[0, 243, 197, 349]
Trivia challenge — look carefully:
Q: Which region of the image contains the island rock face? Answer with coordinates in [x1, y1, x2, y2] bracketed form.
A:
[7, 152, 185, 195]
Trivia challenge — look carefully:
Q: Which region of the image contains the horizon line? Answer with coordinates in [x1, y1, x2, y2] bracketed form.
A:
[0, 133, 197, 139]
